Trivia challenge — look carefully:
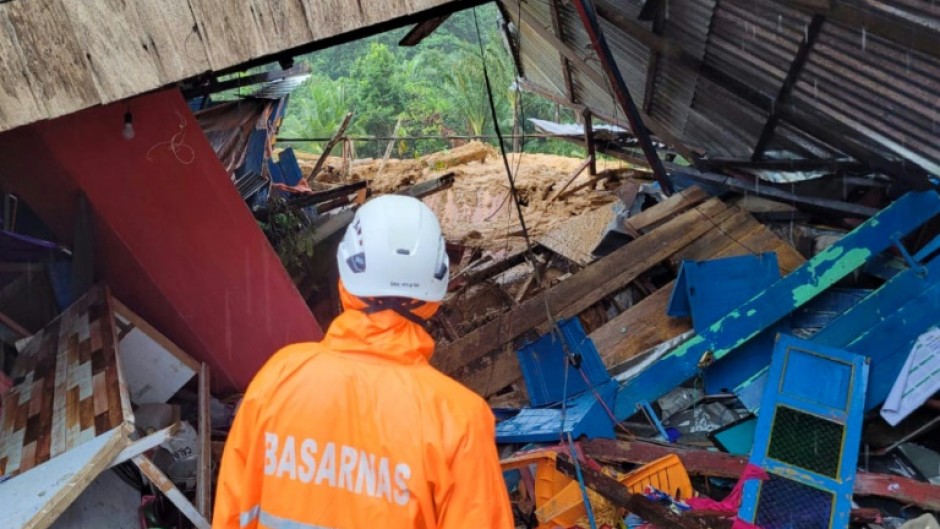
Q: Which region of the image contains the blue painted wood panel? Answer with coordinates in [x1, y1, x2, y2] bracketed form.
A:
[613, 191, 940, 419]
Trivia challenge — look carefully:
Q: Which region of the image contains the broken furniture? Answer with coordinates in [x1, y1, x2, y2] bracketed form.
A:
[0, 284, 212, 529]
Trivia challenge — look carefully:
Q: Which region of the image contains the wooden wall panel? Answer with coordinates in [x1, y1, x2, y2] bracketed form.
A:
[248, 0, 314, 52]
[362, 0, 419, 26]
[135, 0, 212, 83]
[0, 0, 454, 132]
[0, 7, 45, 131]
[300, 0, 369, 40]
[62, 0, 163, 104]
[4, 0, 98, 123]
[187, 0, 266, 70]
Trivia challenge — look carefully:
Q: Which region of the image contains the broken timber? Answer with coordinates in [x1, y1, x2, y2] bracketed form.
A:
[582, 439, 940, 511]
[306, 112, 353, 182]
[612, 190, 940, 419]
[436, 197, 735, 394]
[441, 188, 804, 397]
[591, 210, 806, 368]
[555, 453, 715, 529]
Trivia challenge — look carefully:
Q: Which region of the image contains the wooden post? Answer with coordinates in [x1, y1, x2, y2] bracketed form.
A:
[197, 363, 212, 519]
[134, 455, 211, 529]
[582, 109, 597, 175]
[306, 112, 353, 183]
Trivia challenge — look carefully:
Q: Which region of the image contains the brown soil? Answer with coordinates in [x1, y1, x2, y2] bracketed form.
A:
[298, 141, 634, 251]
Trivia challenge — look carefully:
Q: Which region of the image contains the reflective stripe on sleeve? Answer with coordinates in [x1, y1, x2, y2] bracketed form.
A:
[259, 510, 338, 529]
[239, 505, 260, 527]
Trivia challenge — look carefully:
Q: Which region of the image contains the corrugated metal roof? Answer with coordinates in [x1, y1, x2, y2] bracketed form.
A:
[252, 73, 312, 99]
[505, 0, 940, 180]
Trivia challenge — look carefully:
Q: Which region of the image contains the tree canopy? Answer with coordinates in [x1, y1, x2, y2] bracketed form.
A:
[278, 3, 584, 158]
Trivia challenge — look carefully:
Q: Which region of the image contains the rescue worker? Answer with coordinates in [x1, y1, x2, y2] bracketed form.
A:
[213, 194, 514, 529]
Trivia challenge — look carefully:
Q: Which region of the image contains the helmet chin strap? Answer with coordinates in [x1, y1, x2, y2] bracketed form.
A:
[360, 297, 428, 326]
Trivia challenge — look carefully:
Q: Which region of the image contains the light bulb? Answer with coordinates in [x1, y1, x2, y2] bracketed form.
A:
[122, 111, 135, 140]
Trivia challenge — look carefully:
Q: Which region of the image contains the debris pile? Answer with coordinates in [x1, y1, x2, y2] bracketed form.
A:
[2, 103, 939, 529]
[404, 157, 940, 527]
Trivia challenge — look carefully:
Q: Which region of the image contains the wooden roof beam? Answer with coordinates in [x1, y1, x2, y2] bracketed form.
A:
[591, 0, 933, 188]
[778, 0, 940, 62]
[505, 0, 701, 164]
[548, 0, 577, 104]
[399, 14, 451, 46]
[752, 14, 825, 160]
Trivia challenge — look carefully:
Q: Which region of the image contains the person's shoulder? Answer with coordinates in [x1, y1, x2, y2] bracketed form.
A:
[417, 365, 493, 419]
[247, 342, 324, 393]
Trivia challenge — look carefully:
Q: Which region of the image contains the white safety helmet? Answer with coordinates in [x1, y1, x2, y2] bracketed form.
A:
[337, 194, 449, 302]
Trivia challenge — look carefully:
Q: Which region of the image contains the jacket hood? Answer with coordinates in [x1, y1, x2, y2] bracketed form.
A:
[319, 281, 441, 364]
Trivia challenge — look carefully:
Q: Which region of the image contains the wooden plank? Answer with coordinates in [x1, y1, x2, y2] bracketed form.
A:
[51, 467, 142, 529]
[0, 309, 31, 339]
[134, 455, 211, 529]
[592, 209, 805, 369]
[554, 454, 712, 529]
[299, 0, 368, 41]
[0, 6, 45, 131]
[623, 186, 709, 234]
[443, 199, 734, 395]
[399, 14, 450, 46]
[2, 428, 126, 529]
[665, 210, 759, 266]
[592, 285, 688, 367]
[113, 295, 198, 405]
[109, 423, 178, 468]
[60, 0, 163, 104]
[452, 345, 520, 401]
[549, 157, 592, 201]
[186, 0, 266, 71]
[438, 197, 729, 374]
[583, 438, 940, 511]
[196, 363, 212, 518]
[4, 0, 99, 123]
[538, 205, 616, 266]
[111, 298, 201, 373]
[248, 0, 314, 52]
[134, 0, 211, 83]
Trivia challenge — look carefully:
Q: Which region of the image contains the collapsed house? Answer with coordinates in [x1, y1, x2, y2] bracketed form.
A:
[0, 1, 938, 529]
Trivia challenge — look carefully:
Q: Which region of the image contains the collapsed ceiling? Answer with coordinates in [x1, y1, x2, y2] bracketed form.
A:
[501, 0, 940, 187]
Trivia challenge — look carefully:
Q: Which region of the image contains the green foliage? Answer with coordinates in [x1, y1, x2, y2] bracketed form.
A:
[257, 200, 317, 272]
[279, 75, 364, 153]
[281, 4, 582, 158]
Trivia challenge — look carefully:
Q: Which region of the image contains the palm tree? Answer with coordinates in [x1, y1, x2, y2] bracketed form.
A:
[279, 74, 364, 154]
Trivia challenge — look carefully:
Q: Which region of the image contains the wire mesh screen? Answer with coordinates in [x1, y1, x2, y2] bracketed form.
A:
[767, 406, 844, 478]
[755, 474, 834, 529]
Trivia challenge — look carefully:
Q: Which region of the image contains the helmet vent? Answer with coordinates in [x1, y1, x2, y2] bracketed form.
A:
[396, 249, 411, 255]
[433, 263, 448, 280]
[346, 253, 366, 273]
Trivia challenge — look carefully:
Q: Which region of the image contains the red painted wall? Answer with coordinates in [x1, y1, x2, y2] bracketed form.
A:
[0, 89, 322, 392]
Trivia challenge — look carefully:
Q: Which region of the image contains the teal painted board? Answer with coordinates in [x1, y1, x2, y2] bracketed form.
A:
[844, 282, 940, 410]
[613, 190, 940, 419]
[811, 252, 940, 410]
[738, 335, 868, 529]
[709, 417, 758, 455]
[674, 253, 780, 333]
[732, 289, 871, 413]
[668, 253, 782, 397]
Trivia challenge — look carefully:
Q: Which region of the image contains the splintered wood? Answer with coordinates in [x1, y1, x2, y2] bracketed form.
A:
[0, 285, 131, 477]
[438, 188, 806, 398]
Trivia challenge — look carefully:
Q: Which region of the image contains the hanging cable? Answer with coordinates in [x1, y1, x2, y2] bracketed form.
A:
[472, 4, 572, 362]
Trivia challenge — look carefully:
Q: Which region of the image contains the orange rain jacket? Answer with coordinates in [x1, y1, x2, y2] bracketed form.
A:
[213, 284, 514, 529]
